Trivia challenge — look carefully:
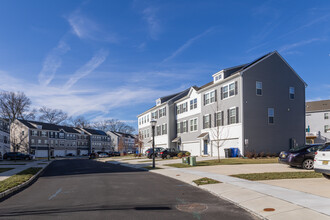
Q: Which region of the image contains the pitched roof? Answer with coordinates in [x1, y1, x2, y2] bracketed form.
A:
[83, 128, 107, 136]
[306, 100, 330, 112]
[17, 119, 80, 133]
[112, 131, 135, 138]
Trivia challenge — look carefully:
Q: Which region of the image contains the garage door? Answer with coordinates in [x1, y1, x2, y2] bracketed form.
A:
[67, 150, 76, 156]
[54, 150, 65, 157]
[217, 139, 240, 157]
[80, 150, 89, 156]
[35, 150, 48, 158]
[182, 142, 200, 156]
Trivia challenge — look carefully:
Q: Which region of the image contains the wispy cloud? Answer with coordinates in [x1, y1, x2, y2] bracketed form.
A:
[163, 28, 215, 62]
[66, 10, 118, 43]
[38, 40, 70, 86]
[64, 49, 109, 89]
[142, 6, 161, 40]
[278, 38, 326, 53]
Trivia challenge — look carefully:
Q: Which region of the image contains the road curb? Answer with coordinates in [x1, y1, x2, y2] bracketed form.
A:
[0, 160, 53, 200]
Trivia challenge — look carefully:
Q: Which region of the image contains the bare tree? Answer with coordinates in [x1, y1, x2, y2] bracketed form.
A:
[70, 116, 91, 128]
[136, 133, 144, 156]
[93, 119, 135, 134]
[10, 120, 29, 154]
[0, 91, 33, 123]
[38, 106, 68, 125]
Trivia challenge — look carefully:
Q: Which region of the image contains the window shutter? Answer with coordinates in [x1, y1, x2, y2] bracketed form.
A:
[214, 113, 217, 127]
[203, 116, 205, 129]
[236, 107, 239, 123]
[235, 81, 238, 95]
[180, 122, 183, 133]
[227, 109, 230, 125]
[221, 111, 224, 126]
[214, 89, 217, 102]
[220, 87, 223, 100]
[186, 121, 188, 132]
[209, 114, 212, 128]
[203, 94, 206, 105]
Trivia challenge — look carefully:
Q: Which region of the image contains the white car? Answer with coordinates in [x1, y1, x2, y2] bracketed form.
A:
[314, 143, 330, 179]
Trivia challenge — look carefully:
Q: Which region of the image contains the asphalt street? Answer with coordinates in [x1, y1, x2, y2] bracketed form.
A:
[0, 159, 259, 220]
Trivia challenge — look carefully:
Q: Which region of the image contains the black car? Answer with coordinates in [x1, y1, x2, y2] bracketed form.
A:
[159, 149, 189, 159]
[279, 144, 324, 170]
[3, 152, 33, 160]
[147, 147, 164, 159]
[89, 152, 99, 159]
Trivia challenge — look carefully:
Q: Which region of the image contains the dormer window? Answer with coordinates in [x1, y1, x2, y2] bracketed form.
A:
[212, 71, 224, 83]
[156, 98, 161, 106]
[37, 125, 42, 129]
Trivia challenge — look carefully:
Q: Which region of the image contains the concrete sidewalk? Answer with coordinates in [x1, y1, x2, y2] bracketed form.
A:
[110, 159, 330, 219]
[0, 160, 52, 181]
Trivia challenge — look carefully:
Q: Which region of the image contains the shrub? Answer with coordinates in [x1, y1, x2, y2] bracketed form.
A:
[185, 151, 191, 156]
[259, 152, 265, 158]
[245, 151, 254, 159]
[177, 152, 183, 158]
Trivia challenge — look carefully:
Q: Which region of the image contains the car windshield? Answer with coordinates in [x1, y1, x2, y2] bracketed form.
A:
[320, 144, 330, 151]
[289, 145, 309, 152]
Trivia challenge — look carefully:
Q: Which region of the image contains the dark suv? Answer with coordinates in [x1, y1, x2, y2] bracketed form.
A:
[3, 152, 33, 160]
[159, 148, 188, 159]
[147, 147, 164, 159]
[278, 144, 324, 169]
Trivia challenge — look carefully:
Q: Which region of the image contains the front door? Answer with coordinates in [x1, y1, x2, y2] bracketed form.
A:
[203, 140, 208, 155]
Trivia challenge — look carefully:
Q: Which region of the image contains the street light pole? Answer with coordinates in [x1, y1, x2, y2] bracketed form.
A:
[48, 144, 50, 161]
[150, 119, 157, 169]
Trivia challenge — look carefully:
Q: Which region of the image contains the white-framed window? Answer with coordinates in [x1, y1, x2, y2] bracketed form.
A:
[289, 87, 295, 100]
[325, 113, 329, 120]
[182, 121, 188, 133]
[190, 98, 197, 110]
[204, 90, 216, 105]
[38, 139, 41, 144]
[216, 111, 223, 126]
[204, 93, 210, 105]
[45, 139, 48, 144]
[31, 139, 35, 144]
[325, 125, 330, 133]
[147, 115, 149, 122]
[268, 108, 274, 124]
[177, 122, 181, 133]
[203, 114, 211, 129]
[256, 81, 262, 96]
[229, 108, 236, 124]
[162, 124, 167, 135]
[223, 86, 228, 99]
[190, 118, 198, 131]
[31, 130, 38, 136]
[177, 102, 188, 115]
[229, 83, 235, 96]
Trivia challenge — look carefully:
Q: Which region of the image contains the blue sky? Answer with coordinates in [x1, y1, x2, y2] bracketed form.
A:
[0, 0, 329, 131]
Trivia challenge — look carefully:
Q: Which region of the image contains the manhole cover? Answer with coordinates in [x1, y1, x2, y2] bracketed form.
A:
[176, 203, 208, 213]
[176, 174, 180, 176]
[263, 208, 275, 212]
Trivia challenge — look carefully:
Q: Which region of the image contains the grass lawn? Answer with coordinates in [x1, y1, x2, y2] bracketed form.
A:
[193, 177, 222, 186]
[231, 171, 323, 181]
[165, 157, 279, 168]
[0, 167, 42, 193]
[0, 168, 14, 173]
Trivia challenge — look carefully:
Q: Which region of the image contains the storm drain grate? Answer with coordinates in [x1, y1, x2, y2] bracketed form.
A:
[263, 208, 275, 212]
[176, 203, 208, 213]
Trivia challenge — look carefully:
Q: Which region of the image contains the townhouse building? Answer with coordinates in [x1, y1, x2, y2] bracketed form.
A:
[0, 118, 10, 156]
[81, 128, 111, 153]
[10, 119, 111, 157]
[138, 51, 306, 157]
[107, 131, 136, 152]
[137, 89, 190, 153]
[306, 100, 330, 144]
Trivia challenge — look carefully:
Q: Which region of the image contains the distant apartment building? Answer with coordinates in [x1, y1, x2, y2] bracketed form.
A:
[10, 119, 111, 157]
[138, 51, 306, 157]
[0, 118, 10, 156]
[107, 131, 136, 152]
[306, 100, 330, 144]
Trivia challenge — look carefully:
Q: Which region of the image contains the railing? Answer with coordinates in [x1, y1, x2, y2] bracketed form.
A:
[306, 132, 317, 137]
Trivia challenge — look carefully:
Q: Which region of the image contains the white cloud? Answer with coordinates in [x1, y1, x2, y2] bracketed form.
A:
[163, 28, 214, 62]
[64, 49, 108, 89]
[278, 38, 326, 53]
[38, 40, 70, 86]
[143, 7, 161, 40]
[66, 10, 118, 43]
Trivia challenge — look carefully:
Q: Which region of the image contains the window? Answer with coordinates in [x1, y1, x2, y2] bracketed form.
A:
[256, 81, 262, 96]
[182, 121, 188, 133]
[204, 93, 210, 105]
[147, 115, 149, 122]
[204, 90, 216, 105]
[38, 139, 41, 144]
[289, 87, 295, 100]
[203, 115, 211, 129]
[223, 86, 228, 99]
[325, 113, 329, 120]
[177, 122, 181, 133]
[325, 125, 330, 133]
[190, 118, 198, 131]
[216, 111, 223, 126]
[45, 140, 48, 144]
[31, 139, 35, 144]
[162, 124, 167, 135]
[268, 108, 274, 124]
[31, 130, 37, 136]
[229, 83, 235, 96]
[190, 98, 197, 110]
[229, 108, 236, 124]
[22, 131, 24, 135]
[182, 102, 187, 112]
[147, 129, 149, 138]
[177, 102, 188, 115]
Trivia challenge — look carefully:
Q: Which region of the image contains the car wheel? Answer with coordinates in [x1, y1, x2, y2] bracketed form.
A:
[166, 155, 171, 159]
[322, 173, 330, 180]
[302, 159, 314, 170]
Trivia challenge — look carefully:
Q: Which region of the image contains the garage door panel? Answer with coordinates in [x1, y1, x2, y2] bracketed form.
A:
[54, 150, 65, 157]
[182, 142, 200, 156]
[35, 150, 48, 158]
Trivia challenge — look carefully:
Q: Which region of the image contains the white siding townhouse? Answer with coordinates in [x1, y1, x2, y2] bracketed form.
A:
[138, 51, 307, 157]
[107, 131, 136, 153]
[306, 100, 330, 144]
[0, 118, 10, 156]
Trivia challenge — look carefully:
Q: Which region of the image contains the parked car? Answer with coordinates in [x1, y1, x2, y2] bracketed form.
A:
[278, 144, 324, 170]
[314, 143, 330, 179]
[66, 153, 74, 157]
[89, 152, 99, 159]
[159, 148, 189, 159]
[98, 153, 109, 158]
[112, 151, 120, 156]
[3, 152, 33, 160]
[147, 147, 164, 159]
